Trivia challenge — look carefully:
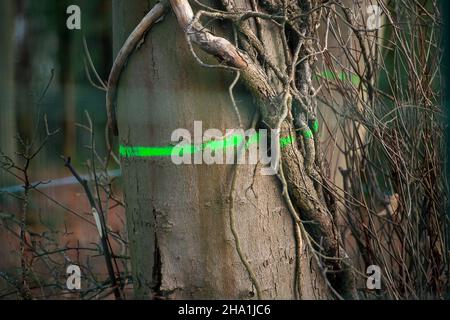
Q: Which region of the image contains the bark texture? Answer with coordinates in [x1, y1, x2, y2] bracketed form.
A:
[113, 0, 330, 299]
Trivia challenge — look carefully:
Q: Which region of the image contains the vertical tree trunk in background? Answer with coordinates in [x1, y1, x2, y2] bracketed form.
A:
[318, 0, 379, 200]
[0, 0, 19, 284]
[316, 1, 385, 275]
[14, 0, 33, 140]
[0, 0, 17, 187]
[57, 0, 78, 157]
[113, 0, 329, 299]
[59, 16, 77, 157]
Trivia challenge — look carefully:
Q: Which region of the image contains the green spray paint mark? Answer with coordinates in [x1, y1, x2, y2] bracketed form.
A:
[315, 70, 360, 86]
[311, 119, 319, 134]
[120, 145, 180, 157]
[280, 135, 295, 148]
[120, 132, 296, 158]
[302, 129, 313, 140]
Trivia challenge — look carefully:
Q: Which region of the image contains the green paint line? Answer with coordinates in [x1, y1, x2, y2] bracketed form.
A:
[311, 119, 319, 134]
[302, 129, 313, 140]
[120, 145, 179, 157]
[315, 70, 360, 86]
[280, 135, 295, 148]
[120, 132, 296, 158]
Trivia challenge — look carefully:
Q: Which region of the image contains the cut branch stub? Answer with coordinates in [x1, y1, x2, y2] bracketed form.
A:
[170, 0, 287, 129]
[171, 0, 246, 69]
[187, 22, 248, 69]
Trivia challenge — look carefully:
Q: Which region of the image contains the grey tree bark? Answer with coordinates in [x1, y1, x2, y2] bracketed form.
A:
[113, 0, 332, 299]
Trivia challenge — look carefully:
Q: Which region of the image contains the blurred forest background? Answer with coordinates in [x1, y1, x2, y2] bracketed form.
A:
[0, 0, 128, 299]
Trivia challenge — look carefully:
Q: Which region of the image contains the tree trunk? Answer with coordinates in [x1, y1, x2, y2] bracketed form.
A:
[113, 0, 330, 299]
[57, 0, 77, 158]
[0, 0, 16, 187]
[0, 0, 19, 285]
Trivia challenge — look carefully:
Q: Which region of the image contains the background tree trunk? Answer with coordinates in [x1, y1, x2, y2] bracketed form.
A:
[0, 0, 19, 289]
[113, 0, 330, 299]
[0, 0, 17, 186]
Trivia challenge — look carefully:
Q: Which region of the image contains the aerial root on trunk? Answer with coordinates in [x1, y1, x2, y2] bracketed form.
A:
[105, 0, 358, 299]
[106, 0, 169, 136]
[168, 0, 357, 299]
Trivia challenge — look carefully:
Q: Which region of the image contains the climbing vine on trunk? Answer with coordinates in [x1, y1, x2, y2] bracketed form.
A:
[108, 0, 447, 299]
